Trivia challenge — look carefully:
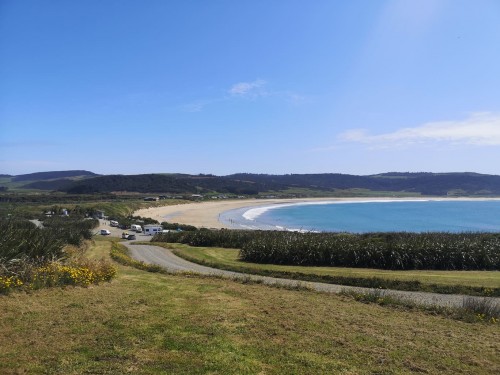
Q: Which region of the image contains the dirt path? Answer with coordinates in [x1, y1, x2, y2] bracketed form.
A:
[125, 242, 500, 309]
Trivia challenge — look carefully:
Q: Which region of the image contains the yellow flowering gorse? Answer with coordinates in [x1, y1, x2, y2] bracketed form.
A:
[0, 276, 23, 292]
[1, 261, 116, 294]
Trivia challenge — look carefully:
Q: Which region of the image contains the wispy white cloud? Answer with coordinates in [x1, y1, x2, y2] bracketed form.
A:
[229, 79, 267, 97]
[183, 79, 306, 112]
[338, 112, 500, 148]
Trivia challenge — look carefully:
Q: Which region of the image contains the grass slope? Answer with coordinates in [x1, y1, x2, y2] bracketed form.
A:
[0, 238, 499, 374]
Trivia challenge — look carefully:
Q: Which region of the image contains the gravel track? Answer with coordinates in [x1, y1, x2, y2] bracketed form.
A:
[124, 242, 500, 309]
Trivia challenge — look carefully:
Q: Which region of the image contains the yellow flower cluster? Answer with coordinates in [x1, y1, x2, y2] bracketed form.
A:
[0, 276, 23, 292]
[1, 261, 116, 294]
[476, 313, 486, 321]
[31, 262, 116, 289]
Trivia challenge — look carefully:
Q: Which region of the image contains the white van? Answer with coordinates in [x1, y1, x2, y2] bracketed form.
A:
[131, 224, 142, 233]
[110, 220, 119, 227]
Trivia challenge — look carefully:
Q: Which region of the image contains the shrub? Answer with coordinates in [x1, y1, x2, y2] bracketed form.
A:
[0, 259, 116, 294]
[160, 222, 198, 231]
[0, 218, 115, 294]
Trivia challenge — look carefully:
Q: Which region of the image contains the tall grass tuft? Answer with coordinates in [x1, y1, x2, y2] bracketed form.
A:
[462, 296, 500, 322]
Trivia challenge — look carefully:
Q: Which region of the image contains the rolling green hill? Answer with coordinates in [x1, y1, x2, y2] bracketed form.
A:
[2, 170, 500, 196]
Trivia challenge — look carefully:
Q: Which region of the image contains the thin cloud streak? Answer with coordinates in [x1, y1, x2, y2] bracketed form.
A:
[183, 79, 305, 112]
[229, 79, 267, 96]
[339, 112, 500, 148]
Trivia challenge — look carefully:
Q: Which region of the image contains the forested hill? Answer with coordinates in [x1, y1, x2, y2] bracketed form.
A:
[228, 172, 500, 195]
[12, 170, 98, 182]
[51, 172, 500, 196]
[62, 174, 264, 195]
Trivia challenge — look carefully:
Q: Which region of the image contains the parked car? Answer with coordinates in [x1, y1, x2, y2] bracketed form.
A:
[121, 232, 129, 239]
[126, 234, 136, 240]
[100, 229, 111, 235]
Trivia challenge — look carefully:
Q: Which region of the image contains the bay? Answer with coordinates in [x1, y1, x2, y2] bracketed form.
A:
[249, 200, 500, 233]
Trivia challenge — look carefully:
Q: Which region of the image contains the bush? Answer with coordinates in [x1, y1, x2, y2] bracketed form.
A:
[0, 217, 115, 294]
[160, 222, 198, 232]
[0, 259, 116, 294]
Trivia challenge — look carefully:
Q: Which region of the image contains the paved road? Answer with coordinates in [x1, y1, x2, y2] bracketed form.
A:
[124, 242, 500, 309]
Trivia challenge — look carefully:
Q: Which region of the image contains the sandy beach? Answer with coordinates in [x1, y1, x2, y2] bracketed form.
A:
[134, 198, 317, 229]
[134, 197, 500, 229]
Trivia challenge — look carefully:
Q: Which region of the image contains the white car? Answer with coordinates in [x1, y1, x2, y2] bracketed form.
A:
[100, 229, 111, 235]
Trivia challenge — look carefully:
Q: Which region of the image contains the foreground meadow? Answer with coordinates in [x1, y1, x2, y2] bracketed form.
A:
[1, 239, 499, 374]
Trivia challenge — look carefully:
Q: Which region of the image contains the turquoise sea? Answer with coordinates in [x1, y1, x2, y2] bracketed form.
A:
[220, 200, 500, 233]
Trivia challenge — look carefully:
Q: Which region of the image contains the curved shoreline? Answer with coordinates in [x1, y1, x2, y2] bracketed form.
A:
[134, 197, 500, 230]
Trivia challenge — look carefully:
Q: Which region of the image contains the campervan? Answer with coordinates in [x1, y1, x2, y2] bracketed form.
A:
[131, 224, 142, 233]
[144, 224, 163, 236]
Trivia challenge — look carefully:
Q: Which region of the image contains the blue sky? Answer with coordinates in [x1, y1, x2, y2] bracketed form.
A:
[1, 0, 500, 176]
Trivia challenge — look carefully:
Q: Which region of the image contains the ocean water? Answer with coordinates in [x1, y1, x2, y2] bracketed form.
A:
[221, 200, 500, 233]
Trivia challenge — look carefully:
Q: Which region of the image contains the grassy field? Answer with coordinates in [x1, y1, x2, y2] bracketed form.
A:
[163, 243, 500, 291]
[1, 238, 499, 374]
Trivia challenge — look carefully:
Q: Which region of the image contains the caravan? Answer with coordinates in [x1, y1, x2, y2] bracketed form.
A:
[144, 224, 163, 236]
[131, 224, 142, 233]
